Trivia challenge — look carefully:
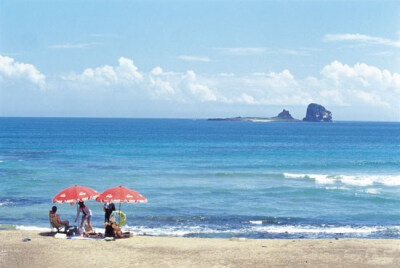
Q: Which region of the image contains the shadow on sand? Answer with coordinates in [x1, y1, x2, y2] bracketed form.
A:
[39, 231, 55, 237]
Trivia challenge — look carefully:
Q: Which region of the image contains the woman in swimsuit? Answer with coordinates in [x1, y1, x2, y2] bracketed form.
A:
[75, 201, 93, 233]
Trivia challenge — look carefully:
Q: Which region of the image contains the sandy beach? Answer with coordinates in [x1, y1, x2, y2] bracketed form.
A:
[1, 230, 400, 268]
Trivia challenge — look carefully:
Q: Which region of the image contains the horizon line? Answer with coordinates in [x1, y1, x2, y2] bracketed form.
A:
[0, 116, 398, 123]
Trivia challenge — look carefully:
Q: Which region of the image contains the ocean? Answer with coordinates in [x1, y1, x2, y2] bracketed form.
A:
[0, 117, 399, 239]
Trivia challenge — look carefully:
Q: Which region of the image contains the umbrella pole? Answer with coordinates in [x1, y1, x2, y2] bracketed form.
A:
[118, 202, 122, 227]
[76, 202, 79, 234]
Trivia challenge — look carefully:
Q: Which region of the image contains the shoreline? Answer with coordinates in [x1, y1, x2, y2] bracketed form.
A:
[1, 230, 400, 267]
[2, 222, 400, 240]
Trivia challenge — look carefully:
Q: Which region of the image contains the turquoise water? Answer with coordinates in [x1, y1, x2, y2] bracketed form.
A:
[0, 118, 399, 238]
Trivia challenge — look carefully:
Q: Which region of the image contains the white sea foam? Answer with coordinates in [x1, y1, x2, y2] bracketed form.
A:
[124, 225, 233, 237]
[311, 175, 335, 185]
[252, 225, 381, 234]
[16, 225, 51, 231]
[365, 188, 380, 195]
[283, 173, 307, 179]
[9, 223, 395, 237]
[0, 200, 14, 207]
[339, 176, 373, 186]
[336, 175, 400, 187]
[249, 221, 263, 225]
[325, 186, 350, 191]
[284, 173, 400, 188]
[283, 173, 335, 184]
[376, 175, 400, 186]
[124, 224, 385, 237]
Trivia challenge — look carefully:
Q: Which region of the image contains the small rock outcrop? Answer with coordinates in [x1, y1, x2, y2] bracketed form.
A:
[303, 103, 332, 122]
[276, 109, 294, 120]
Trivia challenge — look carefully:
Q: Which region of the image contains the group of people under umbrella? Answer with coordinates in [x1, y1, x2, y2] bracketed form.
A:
[49, 185, 147, 239]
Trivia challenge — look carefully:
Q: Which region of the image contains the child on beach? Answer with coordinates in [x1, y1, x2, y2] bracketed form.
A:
[75, 201, 93, 233]
[49, 206, 69, 228]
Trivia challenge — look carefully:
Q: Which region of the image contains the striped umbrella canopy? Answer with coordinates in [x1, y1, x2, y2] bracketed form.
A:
[96, 185, 147, 203]
[52, 185, 100, 204]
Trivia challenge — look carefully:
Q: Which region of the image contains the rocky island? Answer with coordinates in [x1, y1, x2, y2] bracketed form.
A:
[208, 103, 332, 122]
[303, 103, 332, 122]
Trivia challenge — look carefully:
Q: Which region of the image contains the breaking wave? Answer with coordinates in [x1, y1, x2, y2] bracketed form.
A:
[283, 173, 400, 187]
[122, 224, 399, 239]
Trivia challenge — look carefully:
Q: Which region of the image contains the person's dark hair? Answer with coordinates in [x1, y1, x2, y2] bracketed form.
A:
[78, 201, 85, 208]
[51, 206, 57, 213]
[109, 203, 115, 211]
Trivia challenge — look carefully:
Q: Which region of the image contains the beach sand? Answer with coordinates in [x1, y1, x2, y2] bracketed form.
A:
[1, 230, 400, 268]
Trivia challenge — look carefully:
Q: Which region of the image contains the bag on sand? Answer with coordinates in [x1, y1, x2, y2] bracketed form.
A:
[66, 226, 79, 237]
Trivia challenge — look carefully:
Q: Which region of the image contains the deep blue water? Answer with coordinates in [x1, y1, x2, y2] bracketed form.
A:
[0, 118, 399, 238]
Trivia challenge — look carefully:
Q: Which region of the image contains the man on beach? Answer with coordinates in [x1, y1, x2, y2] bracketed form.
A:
[49, 206, 69, 228]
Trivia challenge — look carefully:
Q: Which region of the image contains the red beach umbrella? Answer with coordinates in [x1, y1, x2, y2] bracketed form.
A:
[52, 185, 100, 204]
[96, 185, 147, 203]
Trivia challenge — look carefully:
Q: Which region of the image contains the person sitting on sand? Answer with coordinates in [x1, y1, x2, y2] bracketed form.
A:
[104, 222, 115, 238]
[49, 206, 69, 228]
[75, 201, 93, 233]
[103, 202, 115, 226]
[108, 213, 123, 238]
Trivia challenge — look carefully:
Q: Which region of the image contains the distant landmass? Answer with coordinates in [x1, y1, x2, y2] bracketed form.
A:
[303, 103, 332, 122]
[208, 103, 332, 122]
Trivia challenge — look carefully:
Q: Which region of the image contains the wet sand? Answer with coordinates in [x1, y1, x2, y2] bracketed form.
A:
[1, 230, 400, 267]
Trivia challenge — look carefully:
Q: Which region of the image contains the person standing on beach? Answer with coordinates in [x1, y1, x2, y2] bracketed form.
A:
[103, 203, 115, 226]
[75, 201, 93, 233]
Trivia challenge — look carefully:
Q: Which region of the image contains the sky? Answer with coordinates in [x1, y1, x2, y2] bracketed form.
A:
[0, 0, 399, 121]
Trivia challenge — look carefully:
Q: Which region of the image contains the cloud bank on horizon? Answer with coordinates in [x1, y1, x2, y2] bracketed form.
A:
[1, 53, 399, 120]
[0, 55, 45, 87]
[1, 0, 399, 120]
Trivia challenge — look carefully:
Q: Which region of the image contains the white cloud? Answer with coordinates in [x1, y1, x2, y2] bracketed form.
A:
[64, 57, 143, 86]
[321, 61, 400, 90]
[370, 51, 393, 57]
[116, 57, 143, 80]
[178, 55, 211, 62]
[217, 72, 235, 77]
[277, 49, 307, 56]
[3, 55, 399, 120]
[62, 58, 399, 109]
[238, 93, 256, 104]
[89, 33, 119, 38]
[217, 47, 268, 55]
[202, 61, 399, 109]
[184, 71, 217, 101]
[217, 47, 308, 56]
[353, 90, 389, 107]
[151, 66, 163, 75]
[64, 57, 217, 102]
[48, 42, 100, 49]
[252, 72, 268, 76]
[324, 33, 400, 48]
[0, 54, 45, 87]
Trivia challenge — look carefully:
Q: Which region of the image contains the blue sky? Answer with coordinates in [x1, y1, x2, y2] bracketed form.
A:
[1, 0, 399, 120]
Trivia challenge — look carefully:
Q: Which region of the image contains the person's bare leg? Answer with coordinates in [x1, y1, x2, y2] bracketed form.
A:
[80, 216, 85, 228]
[87, 219, 93, 232]
[116, 230, 123, 238]
[113, 225, 123, 238]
